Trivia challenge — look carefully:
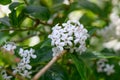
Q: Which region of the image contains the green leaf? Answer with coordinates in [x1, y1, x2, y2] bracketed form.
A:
[0, 32, 9, 45]
[70, 54, 88, 80]
[31, 46, 52, 66]
[30, 38, 52, 66]
[9, 2, 22, 10]
[40, 0, 53, 8]
[24, 5, 50, 20]
[9, 9, 18, 27]
[34, 38, 51, 49]
[92, 52, 120, 59]
[80, 51, 120, 60]
[80, 52, 98, 60]
[40, 64, 68, 80]
[102, 1, 112, 18]
[78, 1, 102, 16]
[17, 11, 26, 26]
[8, 2, 26, 27]
[0, 0, 11, 5]
[0, 17, 10, 27]
[80, 13, 94, 26]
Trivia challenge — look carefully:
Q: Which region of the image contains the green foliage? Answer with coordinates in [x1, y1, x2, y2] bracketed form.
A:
[0, 0, 11, 5]
[9, 2, 22, 10]
[78, 1, 102, 15]
[24, 5, 50, 20]
[70, 54, 88, 80]
[0, 0, 119, 80]
[40, 64, 68, 80]
[31, 46, 52, 66]
[0, 51, 16, 66]
[0, 17, 10, 27]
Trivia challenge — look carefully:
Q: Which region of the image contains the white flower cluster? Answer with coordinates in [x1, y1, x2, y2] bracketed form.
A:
[103, 39, 120, 51]
[1, 43, 37, 79]
[2, 42, 16, 51]
[97, 24, 116, 41]
[97, 12, 120, 41]
[97, 59, 115, 76]
[0, 70, 12, 80]
[48, 20, 89, 56]
[112, 0, 120, 15]
[0, 42, 16, 80]
[97, 12, 120, 51]
[13, 48, 37, 78]
[110, 12, 120, 37]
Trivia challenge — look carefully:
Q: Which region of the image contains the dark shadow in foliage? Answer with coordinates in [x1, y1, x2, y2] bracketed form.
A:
[40, 64, 69, 80]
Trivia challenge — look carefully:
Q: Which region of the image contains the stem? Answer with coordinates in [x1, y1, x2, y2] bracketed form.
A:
[32, 50, 67, 80]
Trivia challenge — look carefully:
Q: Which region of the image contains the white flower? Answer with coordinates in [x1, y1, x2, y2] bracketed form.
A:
[97, 24, 116, 41]
[25, 64, 32, 70]
[97, 10, 120, 51]
[52, 47, 63, 57]
[19, 48, 28, 57]
[96, 59, 115, 76]
[20, 70, 32, 78]
[29, 48, 37, 59]
[3, 42, 16, 51]
[103, 39, 120, 52]
[49, 20, 89, 56]
[75, 45, 86, 54]
[13, 48, 36, 78]
[116, 26, 120, 36]
[1, 70, 12, 80]
[104, 64, 115, 76]
[96, 59, 108, 73]
[97, 59, 108, 66]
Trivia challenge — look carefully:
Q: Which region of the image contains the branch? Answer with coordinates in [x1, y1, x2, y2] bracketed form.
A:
[27, 16, 53, 26]
[12, 34, 37, 43]
[0, 27, 34, 32]
[39, 20, 52, 26]
[32, 50, 67, 80]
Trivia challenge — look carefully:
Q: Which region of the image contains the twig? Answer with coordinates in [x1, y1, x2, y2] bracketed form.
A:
[32, 50, 67, 80]
[33, 19, 40, 28]
[0, 27, 34, 32]
[39, 20, 52, 26]
[12, 34, 37, 43]
[27, 16, 53, 26]
[12, 31, 45, 43]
